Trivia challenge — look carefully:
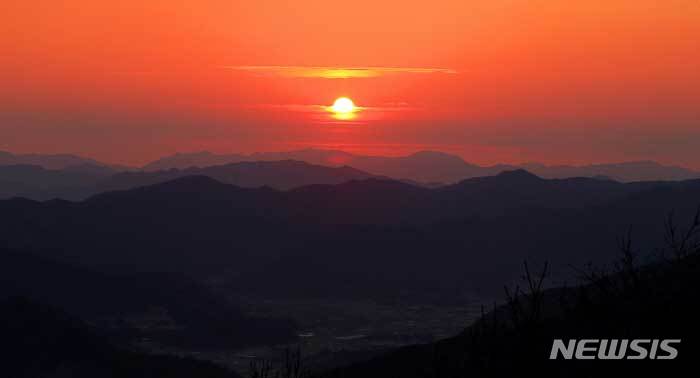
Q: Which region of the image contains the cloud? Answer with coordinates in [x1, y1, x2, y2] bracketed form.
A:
[225, 65, 457, 79]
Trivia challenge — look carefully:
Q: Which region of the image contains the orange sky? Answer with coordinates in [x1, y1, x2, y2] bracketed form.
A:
[1, 1, 699, 167]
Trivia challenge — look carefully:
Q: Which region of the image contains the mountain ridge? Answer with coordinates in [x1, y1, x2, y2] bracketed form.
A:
[2, 172, 700, 299]
[0, 160, 379, 200]
[143, 149, 700, 183]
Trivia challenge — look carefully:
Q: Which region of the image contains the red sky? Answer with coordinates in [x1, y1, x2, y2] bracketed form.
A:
[1, 1, 699, 168]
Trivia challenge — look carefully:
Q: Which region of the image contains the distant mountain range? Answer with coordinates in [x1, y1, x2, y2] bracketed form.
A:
[142, 149, 700, 183]
[0, 164, 106, 200]
[98, 160, 376, 192]
[0, 160, 378, 200]
[142, 150, 503, 184]
[0, 150, 127, 172]
[3, 149, 698, 188]
[2, 148, 698, 201]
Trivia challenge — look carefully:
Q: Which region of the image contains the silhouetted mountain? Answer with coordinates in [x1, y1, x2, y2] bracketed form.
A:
[0, 297, 241, 378]
[144, 149, 700, 183]
[0, 160, 377, 200]
[522, 160, 699, 182]
[142, 149, 509, 183]
[97, 160, 376, 192]
[435, 169, 636, 215]
[142, 151, 248, 171]
[4, 149, 698, 188]
[252, 150, 512, 184]
[1, 173, 699, 300]
[5, 150, 699, 202]
[0, 149, 127, 171]
[0, 248, 297, 349]
[0, 164, 100, 200]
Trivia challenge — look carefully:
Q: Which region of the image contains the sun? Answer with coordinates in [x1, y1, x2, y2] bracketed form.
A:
[331, 97, 356, 114]
[328, 97, 358, 120]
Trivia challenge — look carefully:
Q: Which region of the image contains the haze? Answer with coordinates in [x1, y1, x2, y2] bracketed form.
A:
[1, 1, 699, 168]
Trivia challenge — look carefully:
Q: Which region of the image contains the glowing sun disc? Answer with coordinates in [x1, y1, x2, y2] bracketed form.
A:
[331, 97, 356, 114]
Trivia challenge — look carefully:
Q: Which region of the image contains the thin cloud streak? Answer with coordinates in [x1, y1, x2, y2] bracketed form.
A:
[234, 103, 418, 114]
[225, 65, 457, 79]
[230, 103, 414, 124]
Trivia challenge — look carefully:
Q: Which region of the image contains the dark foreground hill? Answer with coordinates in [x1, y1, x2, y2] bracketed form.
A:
[1, 172, 699, 300]
[0, 297, 241, 378]
[0, 248, 297, 349]
[324, 221, 700, 377]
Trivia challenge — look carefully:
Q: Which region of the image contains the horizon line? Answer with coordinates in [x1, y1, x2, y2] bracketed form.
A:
[2, 147, 698, 172]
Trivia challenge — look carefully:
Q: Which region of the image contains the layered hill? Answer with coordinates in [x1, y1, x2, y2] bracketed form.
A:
[1, 172, 699, 299]
[0, 160, 376, 200]
[144, 149, 700, 183]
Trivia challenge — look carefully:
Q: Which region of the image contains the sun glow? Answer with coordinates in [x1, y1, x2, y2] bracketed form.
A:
[332, 97, 355, 113]
[329, 97, 357, 120]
